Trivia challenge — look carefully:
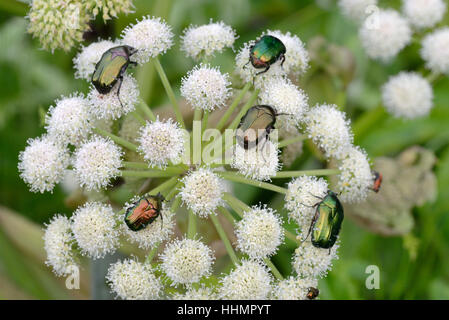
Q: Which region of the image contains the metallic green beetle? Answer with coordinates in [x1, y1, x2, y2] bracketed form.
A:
[248, 35, 286, 75]
[303, 190, 344, 249]
[91, 45, 137, 106]
[306, 287, 319, 300]
[124, 193, 165, 232]
[237, 105, 278, 150]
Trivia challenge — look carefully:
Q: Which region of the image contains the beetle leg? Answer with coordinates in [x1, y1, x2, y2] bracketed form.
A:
[256, 64, 270, 76]
[116, 75, 124, 109]
[308, 192, 324, 200]
[302, 209, 319, 243]
[243, 60, 250, 70]
[280, 54, 286, 68]
[129, 61, 138, 68]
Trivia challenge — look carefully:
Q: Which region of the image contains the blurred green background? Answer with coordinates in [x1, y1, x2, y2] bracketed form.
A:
[1, 0, 449, 299]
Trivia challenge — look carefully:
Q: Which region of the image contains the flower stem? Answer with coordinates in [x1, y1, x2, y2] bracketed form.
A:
[202, 110, 209, 134]
[271, 168, 340, 179]
[187, 210, 197, 239]
[218, 171, 288, 194]
[263, 258, 284, 280]
[166, 181, 182, 201]
[218, 206, 238, 225]
[146, 176, 180, 196]
[216, 82, 252, 131]
[210, 214, 239, 266]
[93, 127, 138, 152]
[121, 170, 181, 178]
[138, 98, 156, 122]
[278, 134, 307, 148]
[228, 89, 260, 130]
[153, 57, 186, 128]
[130, 111, 146, 125]
[145, 243, 159, 264]
[192, 108, 203, 165]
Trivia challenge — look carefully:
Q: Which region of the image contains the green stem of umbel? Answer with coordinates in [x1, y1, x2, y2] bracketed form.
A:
[153, 57, 186, 128]
[210, 214, 239, 266]
[138, 98, 156, 122]
[271, 169, 340, 179]
[217, 171, 288, 194]
[216, 82, 252, 131]
[187, 210, 197, 239]
[278, 134, 308, 148]
[93, 127, 138, 152]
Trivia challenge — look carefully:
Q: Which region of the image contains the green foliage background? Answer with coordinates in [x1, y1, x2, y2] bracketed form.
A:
[0, 0, 449, 299]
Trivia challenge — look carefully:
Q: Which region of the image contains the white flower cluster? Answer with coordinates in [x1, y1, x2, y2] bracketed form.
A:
[382, 72, 433, 119]
[402, 0, 446, 30]
[235, 205, 284, 259]
[107, 259, 163, 300]
[181, 21, 237, 60]
[293, 240, 340, 279]
[160, 238, 215, 285]
[71, 202, 120, 259]
[271, 277, 318, 300]
[122, 16, 174, 65]
[180, 168, 224, 217]
[421, 28, 449, 74]
[137, 118, 185, 168]
[232, 141, 280, 181]
[338, 0, 378, 23]
[72, 135, 123, 191]
[181, 64, 232, 111]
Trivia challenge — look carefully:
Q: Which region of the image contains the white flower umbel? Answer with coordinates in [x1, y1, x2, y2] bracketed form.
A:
[180, 64, 232, 111]
[73, 39, 117, 80]
[137, 118, 185, 168]
[121, 16, 174, 65]
[45, 93, 92, 146]
[73, 135, 123, 191]
[87, 74, 139, 120]
[271, 277, 318, 300]
[235, 41, 285, 89]
[421, 28, 449, 74]
[122, 202, 175, 250]
[43, 215, 76, 277]
[359, 9, 412, 61]
[232, 141, 280, 182]
[305, 104, 353, 159]
[172, 285, 218, 300]
[27, 0, 90, 52]
[219, 260, 272, 300]
[293, 240, 339, 279]
[107, 258, 163, 300]
[338, 0, 378, 23]
[18, 136, 70, 193]
[181, 21, 237, 60]
[160, 238, 215, 286]
[259, 77, 308, 130]
[180, 168, 224, 217]
[285, 175, 328, 233]
[382, 72, 433, 119]
[235, 205, 284, 259]
[337, 146, 374, 203]
[83, 0, 134, 21]
[402, 0, 446, 29]
[71, 202, 120, 259]
[265, 30, 309, 77]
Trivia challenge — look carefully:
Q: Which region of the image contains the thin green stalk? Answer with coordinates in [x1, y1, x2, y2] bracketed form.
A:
[171, 196, 181, 211]
[426, 71, 441, 83]
[278, 134, 307, 148]
[153, 57, 186, 128]
[271, 169, 340, 179]
[136, 61, 155, 104]
[192, 108, 202, 165]
[145, 244, 159, 264]
[123, 162, 185, 173]
[166, 181, 182, 201]
[228, 89, 260, 130]
[202, 110, 209, 134]
[218, 171, 288, 194]
[218, 206, 238, 225]
[210, 214, 239, 266]
[138, 98, 156, 122]
[263, 258, 284, 280]
[145, 176, 180, 196]
[187, 210, 196, 239]
[216, 82, 252, 131]
[121, 170, 180, 178]
[131, 111, 146, 125]
[93, 127, 138, 152]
